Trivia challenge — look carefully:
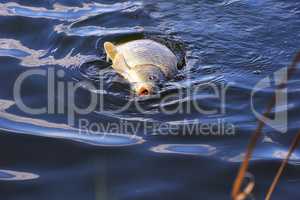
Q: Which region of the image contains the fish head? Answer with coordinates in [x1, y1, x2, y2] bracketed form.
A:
[128, 65, 166, 96]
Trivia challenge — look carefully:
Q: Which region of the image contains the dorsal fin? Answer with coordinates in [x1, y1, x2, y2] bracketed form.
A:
[104, 42, 118, 62]
[112, 53, 131, 80]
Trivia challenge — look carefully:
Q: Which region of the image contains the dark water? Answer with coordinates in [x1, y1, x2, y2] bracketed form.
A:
[0, 0, 300, 199]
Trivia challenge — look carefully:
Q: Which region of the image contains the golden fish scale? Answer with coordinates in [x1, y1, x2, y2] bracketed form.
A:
[116, 39, 178, 77]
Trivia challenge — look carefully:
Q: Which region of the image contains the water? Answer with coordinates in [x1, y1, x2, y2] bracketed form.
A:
[0, 0, 300, 199]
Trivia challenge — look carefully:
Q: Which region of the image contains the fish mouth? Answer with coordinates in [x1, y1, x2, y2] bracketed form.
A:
[138, 87, 149, 96]
[136, 84, 155, 96]
[137, 86, 151, 96]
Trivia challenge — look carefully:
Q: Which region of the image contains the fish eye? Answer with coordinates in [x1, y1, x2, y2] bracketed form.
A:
[149, 75, 157, 80]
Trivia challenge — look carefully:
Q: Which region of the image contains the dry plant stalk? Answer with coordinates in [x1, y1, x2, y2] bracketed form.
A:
[231, 52, 300, 200]
[265, 132, 300, 200]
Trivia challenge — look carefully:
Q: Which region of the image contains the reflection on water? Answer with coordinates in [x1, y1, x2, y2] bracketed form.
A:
[0, 99, 145, 147]
[55, 24, 144, 37]
[151, 144, 217, 156]
[0, 2, 143, 22]
[0, 169, 39, 181]
[151, 143, 300, 166]
[0, 39, 88, 67]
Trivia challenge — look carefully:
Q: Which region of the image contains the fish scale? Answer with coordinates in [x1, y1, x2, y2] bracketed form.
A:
[116, 39, 178, 78]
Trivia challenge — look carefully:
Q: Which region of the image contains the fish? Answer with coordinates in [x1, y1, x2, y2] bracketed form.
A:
[104, 39, 178, 96]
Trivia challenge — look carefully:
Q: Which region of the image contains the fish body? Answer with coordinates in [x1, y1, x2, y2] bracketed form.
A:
[104, 39, 178, 95]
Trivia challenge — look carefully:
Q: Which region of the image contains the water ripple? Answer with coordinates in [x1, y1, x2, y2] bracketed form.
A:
[0, 38, 89, 67]
[0, 2, 143, 22]
[54, 24, 144, 37]
[0, 99, 144, 147]
[0, 169, 39, 181]
[151, 144, 217, 156]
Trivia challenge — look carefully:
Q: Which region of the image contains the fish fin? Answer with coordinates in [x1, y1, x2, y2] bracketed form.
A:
[112, 53, 131, 79]
[104, 42, 118, 61]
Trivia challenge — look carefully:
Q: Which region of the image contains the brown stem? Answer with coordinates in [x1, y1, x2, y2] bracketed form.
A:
[265, 132, 300, 200]
[231, 51, 300, 200]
